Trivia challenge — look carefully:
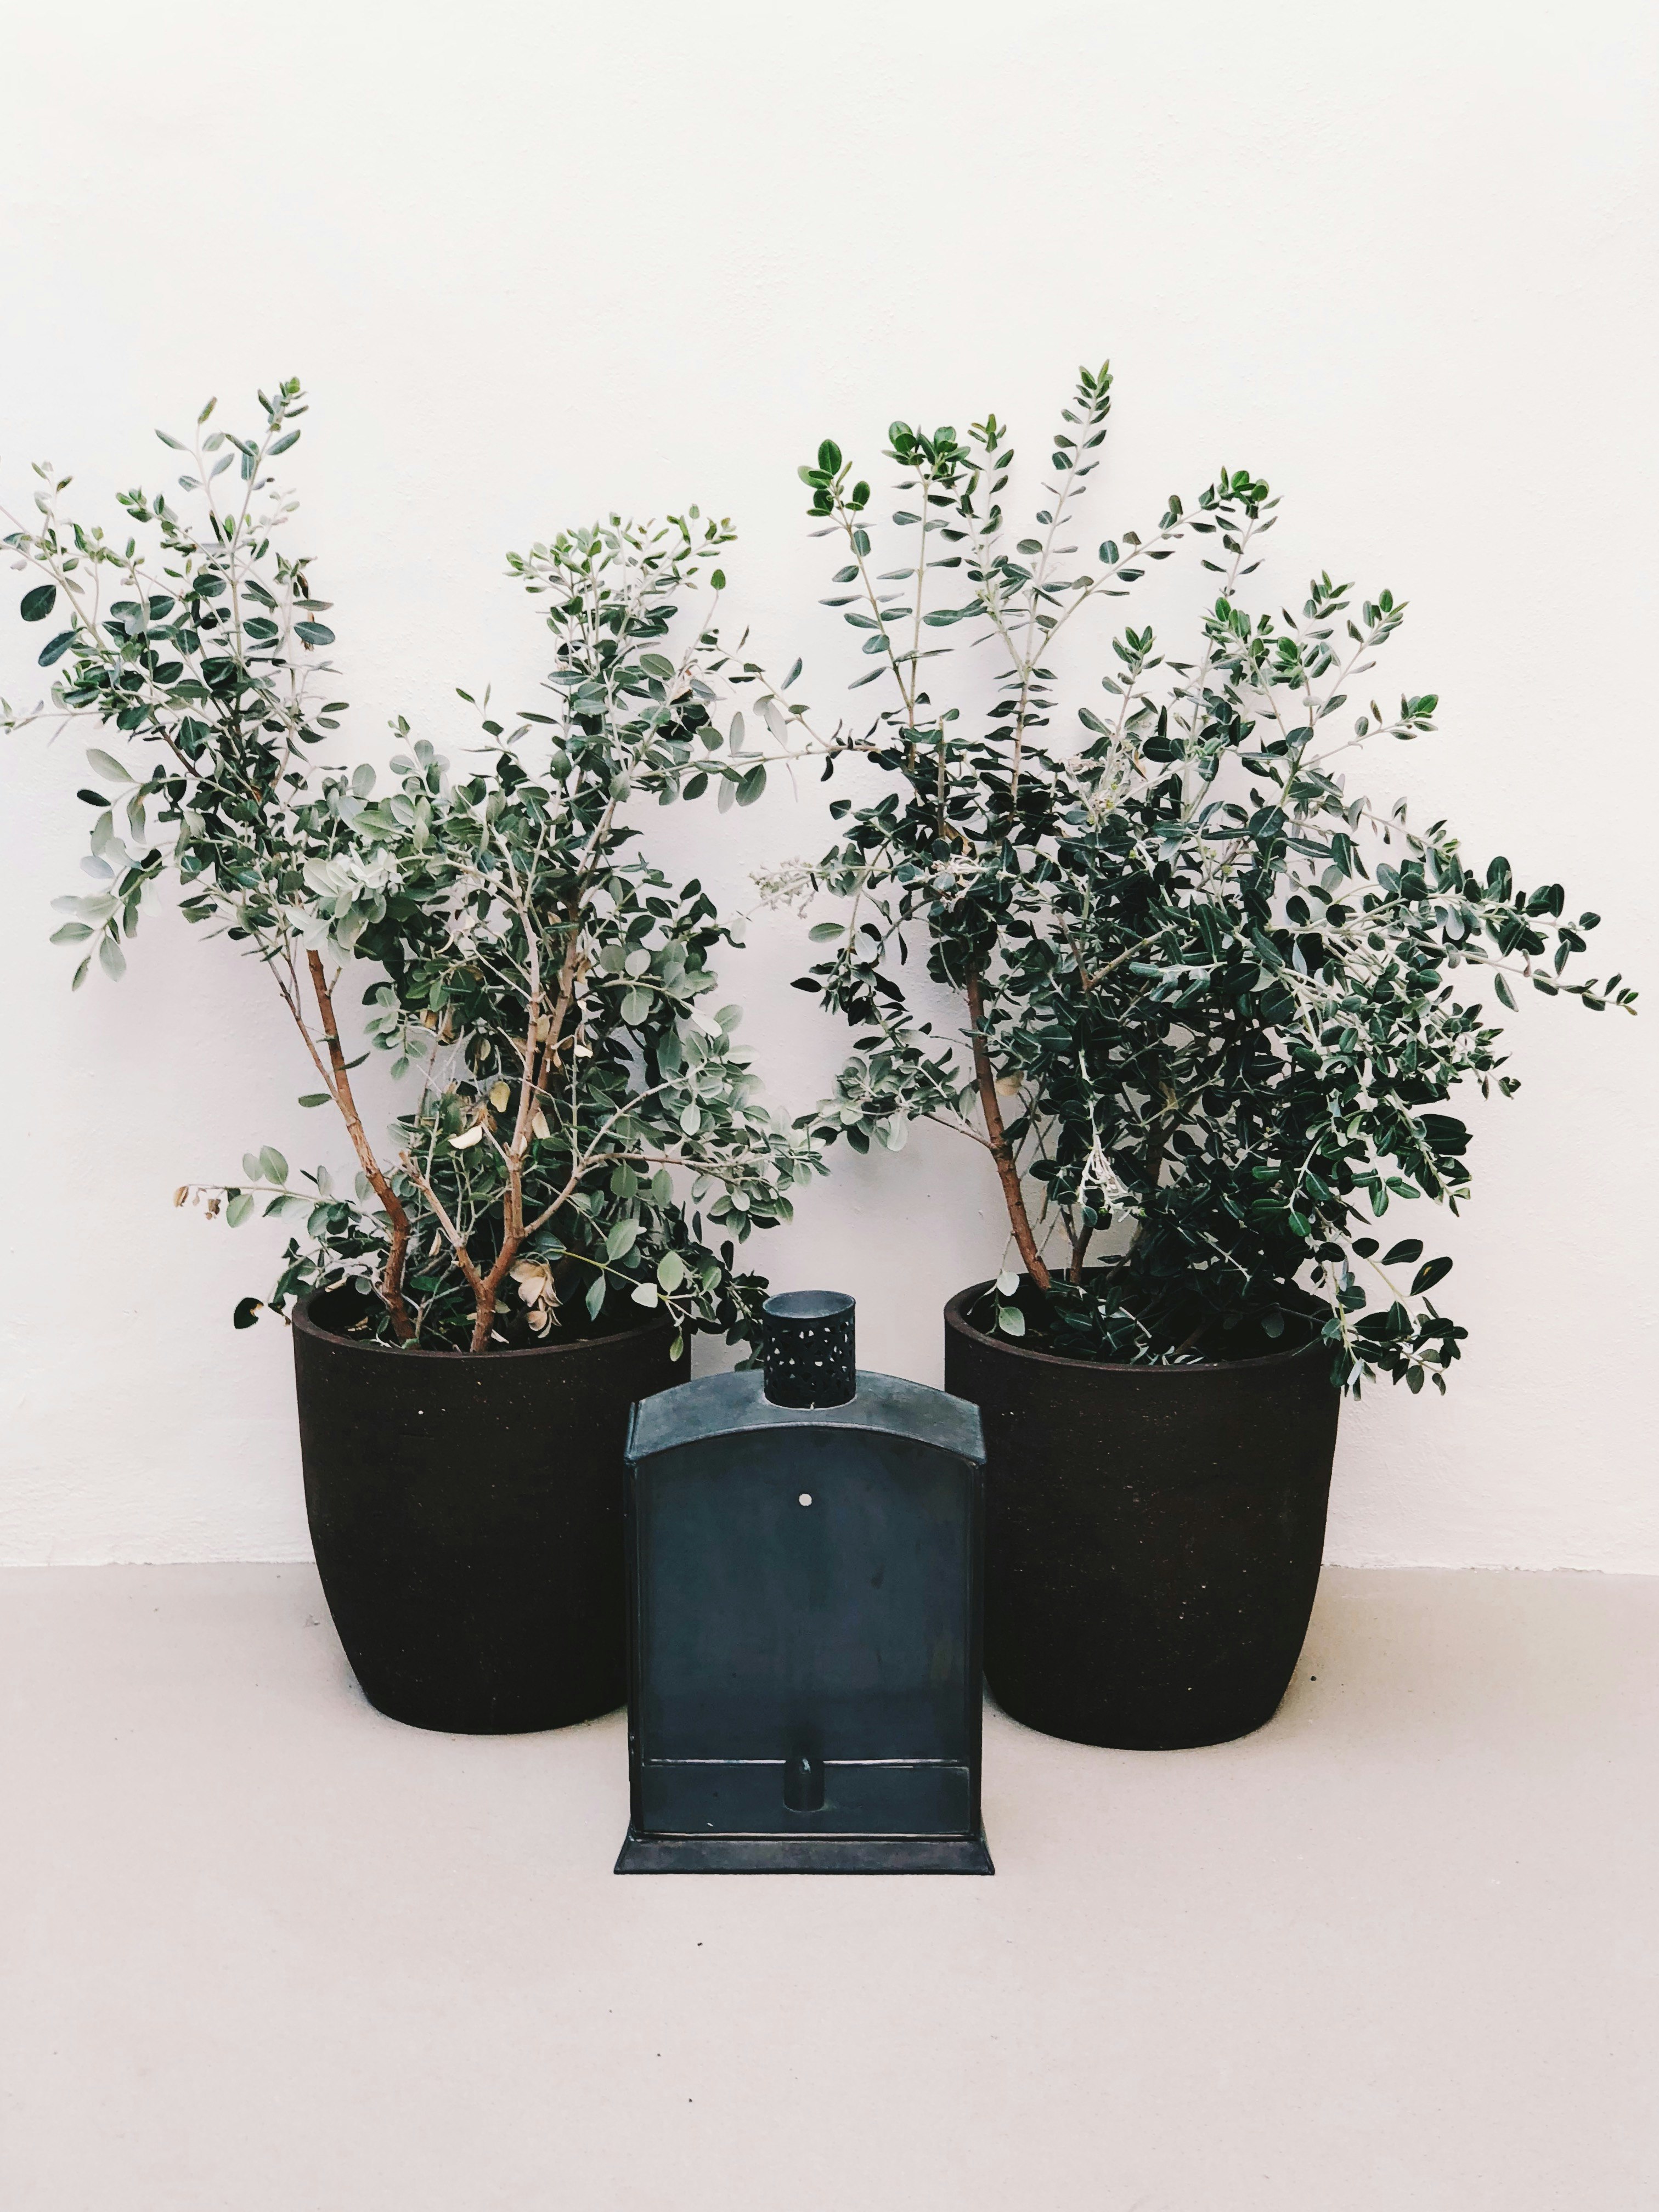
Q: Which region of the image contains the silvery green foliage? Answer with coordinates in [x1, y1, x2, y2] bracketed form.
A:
[295, 518, 825, 1352]
[781, 365, 1634, 1391]
[3, 381, 339, 986]
[4, 386, 820, 1354]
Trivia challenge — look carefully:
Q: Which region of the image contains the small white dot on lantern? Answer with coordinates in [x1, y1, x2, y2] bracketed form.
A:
[798, 1492, 812, 1507]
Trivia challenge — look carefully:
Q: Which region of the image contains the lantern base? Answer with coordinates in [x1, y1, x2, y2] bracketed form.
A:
[613, 1828, 994, 1876]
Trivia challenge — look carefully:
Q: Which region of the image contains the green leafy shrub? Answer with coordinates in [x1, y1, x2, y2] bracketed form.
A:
[4, 382, 821, 1353]
[775, 364, 1634, 1390]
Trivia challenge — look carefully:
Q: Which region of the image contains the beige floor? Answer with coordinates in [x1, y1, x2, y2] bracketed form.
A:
[1, 1565, 1655, 2212]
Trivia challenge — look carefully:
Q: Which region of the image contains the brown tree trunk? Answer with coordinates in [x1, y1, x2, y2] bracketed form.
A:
[307, 951, 416, 1341]
[466, 1241, 522, 1354]
[964, 972, 1051, 1291]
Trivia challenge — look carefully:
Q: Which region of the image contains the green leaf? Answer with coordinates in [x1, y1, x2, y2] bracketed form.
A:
[606, 1218, 639, 1262]
[226, 1192, 255, 1227]
[782, 659, 803, 690]
[1381, 1239, 1423, 1266]
[50, 922, 93, 944]
[297, 1092, 330, 1108]
[20, 584, 56, 623]
[1494, 973, 1516, 1010]
[657, 1250, 685, 1292]
[294, 621, 335, 647]
[38, 629, 77, 667]
[631, 1282, 659, 1308]
[98, 935, 126, 981]
[996, 1304, 1026, 1339]
[233, 1297, 263, 1329]
[817, 439, 842, 475]
[85, 747, 133, 785]
[1412, 1256, 1453, 1295]
[808, 921, 842, 942]
[259, 1146, 289, 1184]
[736, 764, 766, 806]
[585, 1275, 607, 1321]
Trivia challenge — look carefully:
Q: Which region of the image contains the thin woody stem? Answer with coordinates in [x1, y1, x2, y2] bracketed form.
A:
[421, 901, 592, 1352]
[1068, 1221, 1092, 1286]
[527, 909, 588, 1108]
[306, 950, 415, 1340]
[395, 1149, 511, 1348]
[964, 970, 1049, 1290]
[395, 1151, 478, 1287]
[456, 901, 594, 1351]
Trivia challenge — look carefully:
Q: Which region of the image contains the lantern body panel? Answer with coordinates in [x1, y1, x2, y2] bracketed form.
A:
[618, 1369, 991, 1875]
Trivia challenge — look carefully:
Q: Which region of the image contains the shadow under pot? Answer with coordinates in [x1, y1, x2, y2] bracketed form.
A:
[292, 1288, 686, 1734]
[943, 1283, 1341, 1751]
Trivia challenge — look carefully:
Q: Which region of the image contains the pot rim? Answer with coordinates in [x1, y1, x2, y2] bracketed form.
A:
[293, 1286, 679, 1363]
[944, 1279, 1331, 1378]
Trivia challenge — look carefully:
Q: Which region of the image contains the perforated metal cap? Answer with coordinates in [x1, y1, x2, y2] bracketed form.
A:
[761, 1289, 856, 1408]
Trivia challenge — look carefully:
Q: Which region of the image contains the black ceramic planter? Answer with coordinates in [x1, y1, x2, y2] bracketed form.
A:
[944, 1283, 1341, 1751]
[293, 1289, 685, 1733]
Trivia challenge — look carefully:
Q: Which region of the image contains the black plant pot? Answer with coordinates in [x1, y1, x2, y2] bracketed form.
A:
[944, 1283, 1341, 1751]
[293, 1289, 686, 1733]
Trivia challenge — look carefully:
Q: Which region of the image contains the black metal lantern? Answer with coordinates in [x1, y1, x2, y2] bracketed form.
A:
[616, 1290, 992, 1874]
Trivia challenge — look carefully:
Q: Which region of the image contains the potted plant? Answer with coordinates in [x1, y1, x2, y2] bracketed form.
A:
[770, 361, 1634, 1748]
[4, 380, 821, 1732]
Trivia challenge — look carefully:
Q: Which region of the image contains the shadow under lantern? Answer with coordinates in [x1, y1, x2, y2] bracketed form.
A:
[616, 1291, 992, 1874]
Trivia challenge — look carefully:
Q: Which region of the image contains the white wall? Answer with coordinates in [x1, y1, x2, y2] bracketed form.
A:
[2, 0, 1654, 1568]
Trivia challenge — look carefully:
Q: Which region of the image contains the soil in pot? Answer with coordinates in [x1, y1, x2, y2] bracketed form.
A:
[294, 1288, 686, 1733]
[944, 1283, 1341, 1751]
